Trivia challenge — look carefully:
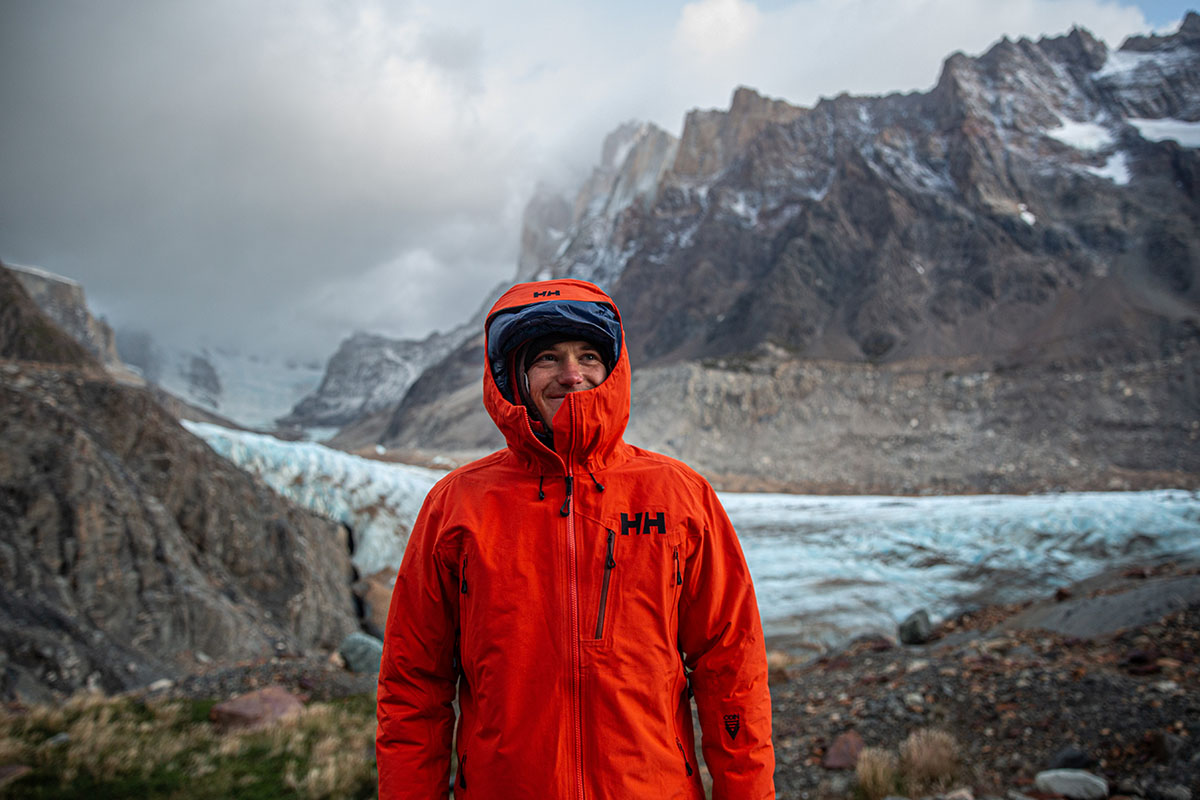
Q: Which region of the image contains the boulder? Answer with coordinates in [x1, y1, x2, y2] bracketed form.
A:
[899, 609, 933, 645]
[209, 685, 304, 731]
[1034, 769, 1109, 800]
[822, 730, 865, 770]
[340, 632, 384, 674]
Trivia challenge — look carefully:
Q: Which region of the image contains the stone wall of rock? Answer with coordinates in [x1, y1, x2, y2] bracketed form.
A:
[0, 267, 359, 700]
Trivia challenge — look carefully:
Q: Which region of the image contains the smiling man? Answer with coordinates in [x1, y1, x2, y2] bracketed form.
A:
[376, 278, 775, 799]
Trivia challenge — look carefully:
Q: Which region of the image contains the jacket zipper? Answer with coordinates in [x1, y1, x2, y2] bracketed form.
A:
[460, 554, 468, 594]
[673, 546, 682, 586]
[563, 402, 585, 800]
[593, 529, 616, 639]
[675, 737, 694, 776]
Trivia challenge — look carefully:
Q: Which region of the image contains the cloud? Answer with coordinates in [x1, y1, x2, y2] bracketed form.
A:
[674, 0, 763, 57]
[0, 0, 1172, 361]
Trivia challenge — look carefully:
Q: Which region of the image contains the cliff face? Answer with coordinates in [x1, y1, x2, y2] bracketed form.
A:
[7, 263, 120, 366]
[0, 266, 359, 700]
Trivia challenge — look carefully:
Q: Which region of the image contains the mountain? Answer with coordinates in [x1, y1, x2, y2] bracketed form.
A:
[351, 14, 1200, 494]
[0, 264, 359, 701]
[116, 332, 326, 431]
[278, 326, 468, 432]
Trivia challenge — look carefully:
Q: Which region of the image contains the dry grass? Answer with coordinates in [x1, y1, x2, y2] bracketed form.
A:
[0, 690, 377, 799]
[899, 727, 960, 796]
[855, 746, 899, 800]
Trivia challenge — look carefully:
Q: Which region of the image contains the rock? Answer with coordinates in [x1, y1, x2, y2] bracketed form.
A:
[355, 569, 396, 639]
[768, 665, 791, 685]
[822, 730, 864, 770]
[943, 789, 975, 800]
[8, 264, 121, 366]
[0, 765, 32, 789]
[209, 685, 304, 731]
[1034, 769, 1109, 800]
[1147, 730, 1186, 764]
[1148, 786, 1192, 800]
[339, 632, 384, 674]
[0, 273, 360, 701]
[1048, 745, 1095, 769]
[899, 610, 933, 645]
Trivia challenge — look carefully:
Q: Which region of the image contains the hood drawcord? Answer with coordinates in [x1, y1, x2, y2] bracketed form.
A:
[587, 470, 605, 493]
[537, 475, 545, 501]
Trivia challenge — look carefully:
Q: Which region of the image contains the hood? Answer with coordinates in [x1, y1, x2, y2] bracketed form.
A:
[483, 279, 631, 474]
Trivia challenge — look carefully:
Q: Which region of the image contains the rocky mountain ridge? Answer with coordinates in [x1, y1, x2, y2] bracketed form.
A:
[0, 264, 360, 701]
[346, 14, 1200, 493]
[278, 326, 468, 431]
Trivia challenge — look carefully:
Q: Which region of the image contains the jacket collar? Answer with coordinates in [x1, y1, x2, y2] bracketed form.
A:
[483, 279, 631, 475]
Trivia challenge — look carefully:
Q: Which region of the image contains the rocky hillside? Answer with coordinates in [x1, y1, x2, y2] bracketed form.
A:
[348, 16, 1200, 493]
[0, 265, 359, 702]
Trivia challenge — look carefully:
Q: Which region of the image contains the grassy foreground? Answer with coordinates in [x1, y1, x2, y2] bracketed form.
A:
[0, 692, 378, 799]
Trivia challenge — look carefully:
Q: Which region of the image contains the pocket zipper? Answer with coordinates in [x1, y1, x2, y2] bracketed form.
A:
[673, 546, 682, 587]
[675, 737, 694, 776]
[460, 554, 468, 594]
[594, 530, 616, 639]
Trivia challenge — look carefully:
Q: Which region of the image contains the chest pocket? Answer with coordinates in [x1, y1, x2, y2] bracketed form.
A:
[579, 507, 687, 645]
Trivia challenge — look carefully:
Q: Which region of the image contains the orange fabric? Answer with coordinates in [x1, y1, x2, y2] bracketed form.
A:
[377, 279, 775, 799]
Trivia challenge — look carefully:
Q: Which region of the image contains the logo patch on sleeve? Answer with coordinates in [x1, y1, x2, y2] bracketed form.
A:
[723, 713, 741, 741]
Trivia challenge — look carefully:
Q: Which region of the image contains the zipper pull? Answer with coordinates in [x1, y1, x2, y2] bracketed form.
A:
[605, 530, 616, 569]
[460, 554, 468, 594]
[675, 738, 694, 776]
[559, 476, 574, 517]
[673, 547, 682, 586]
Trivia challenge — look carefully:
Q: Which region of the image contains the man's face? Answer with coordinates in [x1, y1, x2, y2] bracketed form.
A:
[525, 339, 608, 425]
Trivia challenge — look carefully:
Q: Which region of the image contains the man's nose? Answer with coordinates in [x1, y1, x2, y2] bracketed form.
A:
[558, 358, 585, 385]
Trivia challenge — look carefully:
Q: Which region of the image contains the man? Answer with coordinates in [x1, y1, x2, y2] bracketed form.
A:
[377, 278, 775, 799]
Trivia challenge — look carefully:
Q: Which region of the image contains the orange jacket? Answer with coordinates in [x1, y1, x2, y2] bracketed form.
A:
[377, 279, 775, 799]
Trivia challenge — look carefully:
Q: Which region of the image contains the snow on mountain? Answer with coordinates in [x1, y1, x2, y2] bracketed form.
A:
[1129, 116, 1200, 146]
[187, 421, 1200, 652]
[152, 344, 325, 431]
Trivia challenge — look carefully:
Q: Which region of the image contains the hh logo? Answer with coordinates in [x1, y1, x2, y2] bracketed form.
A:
[620, 512, 665, 535]
[533, 289, 560, 298]
[723, 714, 740, 741]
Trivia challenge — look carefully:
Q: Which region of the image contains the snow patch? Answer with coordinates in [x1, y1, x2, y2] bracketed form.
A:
[1088, 151, 1132, 185]
[1047, 118, 1115, 151]
[1018, 203, 1037, 226]
[728, 192, 760, 225]
[1129, 117, 1200, 148]
[1095, 47, 1191, 81]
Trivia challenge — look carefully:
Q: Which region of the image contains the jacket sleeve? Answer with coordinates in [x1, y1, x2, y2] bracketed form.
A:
[376, 487, 460, 800]
[677, 485, 775, 800]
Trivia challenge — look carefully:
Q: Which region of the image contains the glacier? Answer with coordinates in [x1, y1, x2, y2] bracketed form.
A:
[186, 422, 1200, 654]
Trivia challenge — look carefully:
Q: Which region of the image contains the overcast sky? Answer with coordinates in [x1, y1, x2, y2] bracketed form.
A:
[1, 0, 1194, 360]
